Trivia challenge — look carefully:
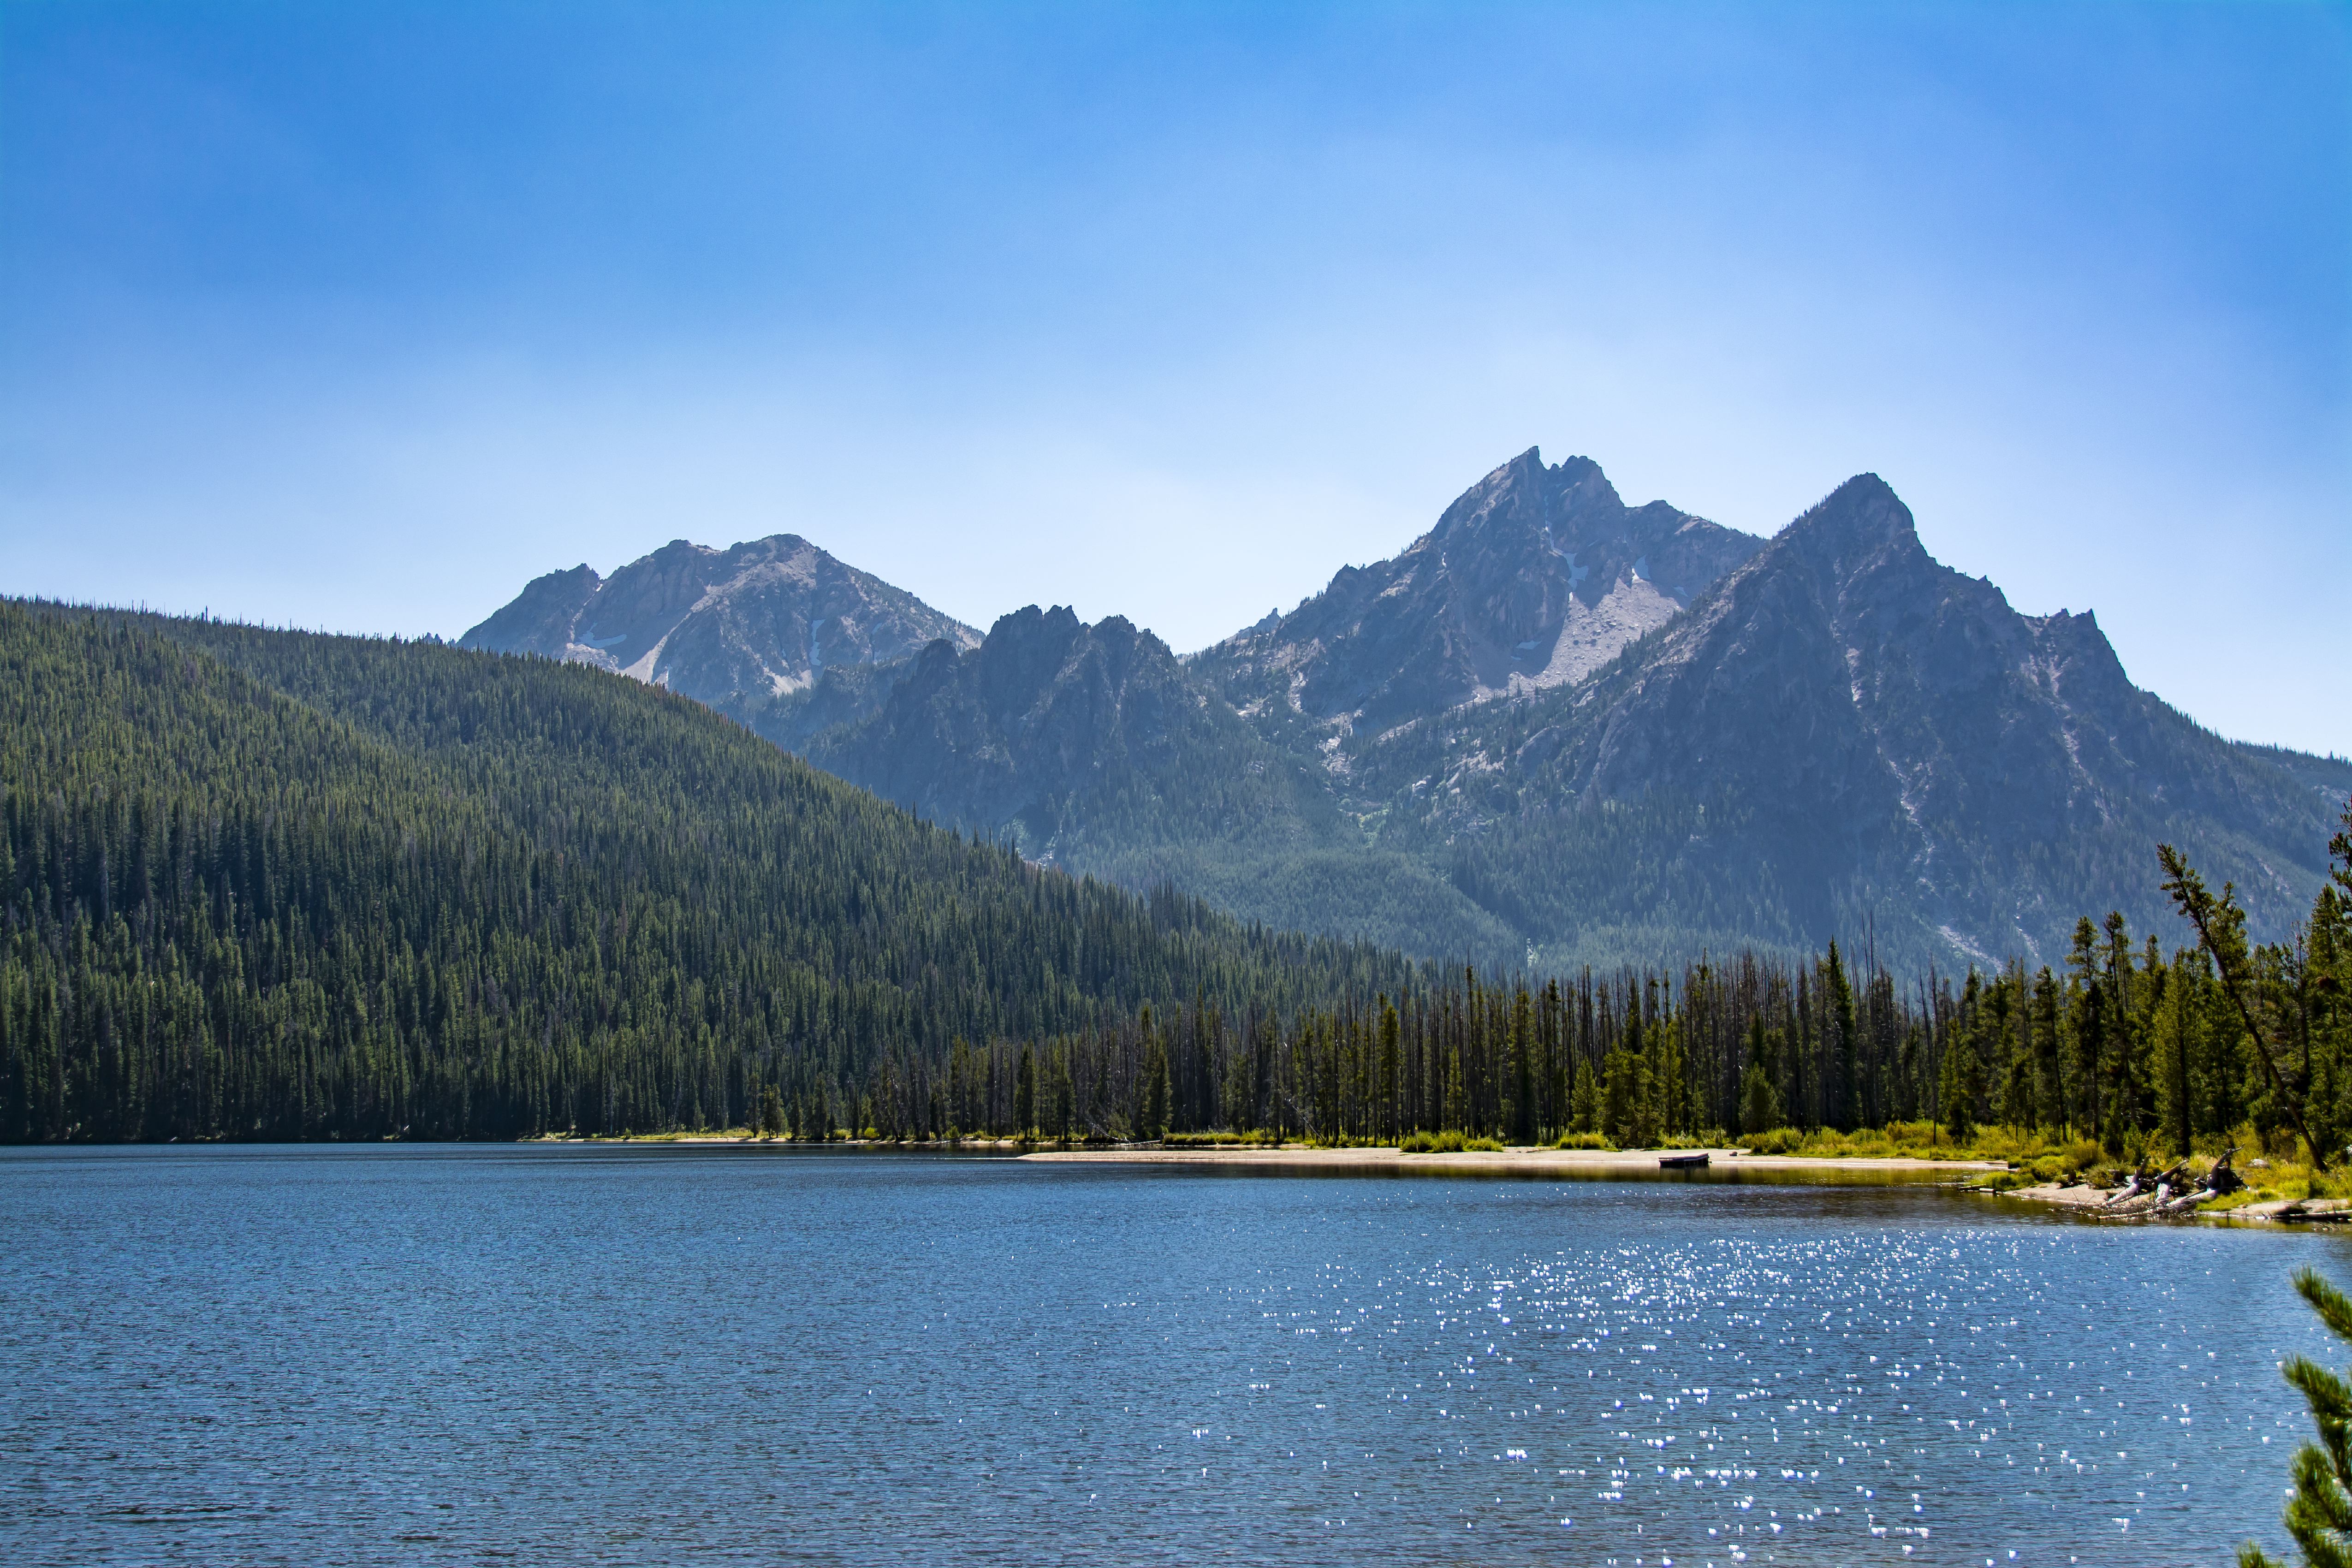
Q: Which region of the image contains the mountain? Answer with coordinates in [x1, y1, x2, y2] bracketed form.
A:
[456, 451, 2346, 974]
[460, 535, 980, 749]
[1194, 448, 1763, 741]
[805, 605, 1525, 963]
[0, 600, 1412, 1142]
[1333, 473, 2351, 967]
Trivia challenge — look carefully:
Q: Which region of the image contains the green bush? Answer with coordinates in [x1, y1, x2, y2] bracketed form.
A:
[1743, 1126, 1805, 1155]
[1400, 1129, 1471, 1153]
[2058, 1139, 2103, 1175]
[1553, 1130, 1614, 1150]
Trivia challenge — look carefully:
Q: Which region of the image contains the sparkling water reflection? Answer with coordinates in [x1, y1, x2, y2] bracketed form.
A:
[3, 1146, 2344, 1565]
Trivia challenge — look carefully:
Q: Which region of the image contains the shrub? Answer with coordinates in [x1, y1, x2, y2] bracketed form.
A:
[2058, 1139, 2103, 1175]
[1744, 1127, 1805, 1155]
[1554, 1130, 1614, 1150]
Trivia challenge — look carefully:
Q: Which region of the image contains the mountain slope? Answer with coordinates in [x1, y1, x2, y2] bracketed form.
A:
[460, 535, 980, 749]
[1194, 448, 1762, 740]
[805, 605, 1524, 964]
[450, 451, 2345, 975]
[1347, 474, 2348, 966]
[0, 600, 1412, 1141]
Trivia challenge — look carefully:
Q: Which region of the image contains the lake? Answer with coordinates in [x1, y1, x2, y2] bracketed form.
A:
[3, 1146, 2343, 1565]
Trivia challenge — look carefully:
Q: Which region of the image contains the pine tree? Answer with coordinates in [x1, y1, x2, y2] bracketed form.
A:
[2241, 1267, 2352, 1568]
[1508, 984, 1534, 1144]
[1939, 971, 1981, 1140]
[1377, 995, 1401, 1143]
[2163, 840, 2329, 1169]
[1015, 1044, 1036, 1142]
[1739, 1014, 1783, 1137]
[1049, 1046, 1073, 1145]
[1825, 941, 1859, 1132]
[1142, 1037, 1170, 1140]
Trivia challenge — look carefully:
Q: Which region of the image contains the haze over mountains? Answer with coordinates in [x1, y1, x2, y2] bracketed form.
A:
[464, 449, 2350, 973]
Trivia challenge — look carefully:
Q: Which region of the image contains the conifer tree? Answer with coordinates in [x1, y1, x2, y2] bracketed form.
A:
[1825, 941, 1859, 1131]
[1049, 1046, 1073, 1145]
[1507, 984, 1534, 1144]
[2240, 1266, 2352, 1568]
[1739, 1014, 1783, 1137]
[1377, 996, 1401, 1142]
[1142, 1037, 1170, 1140]
[2162, 841, 2328, 1170]
[1015, 1044, 1036, 1142]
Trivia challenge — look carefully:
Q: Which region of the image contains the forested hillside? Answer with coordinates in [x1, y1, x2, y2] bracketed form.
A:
[0, 602, 1412, 1140]
[8, 597, 2343, 1157]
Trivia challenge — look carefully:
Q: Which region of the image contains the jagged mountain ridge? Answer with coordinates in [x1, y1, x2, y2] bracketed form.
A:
[459, 451, 2347, 972]
[1193, 448, 1762, 740]
[460, 534, 979, 749]
[1341, 473, 2347, 966]
[810, 606, 1281, 852]
[804, 605, 1524, 962]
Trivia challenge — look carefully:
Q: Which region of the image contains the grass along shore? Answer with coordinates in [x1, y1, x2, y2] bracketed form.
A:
[537, 1117, 2352, 1224]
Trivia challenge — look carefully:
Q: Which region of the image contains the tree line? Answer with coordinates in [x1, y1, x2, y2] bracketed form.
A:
[0, 603, 1412, 1140]
[5, 600, 2344, 1152]
[798, 866, 2344, 1153]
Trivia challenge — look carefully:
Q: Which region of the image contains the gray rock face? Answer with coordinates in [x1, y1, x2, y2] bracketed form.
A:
[809, 606, 1328, 863]
[453, 460, 2347, 974]
[1382, 473, 2347, 964]
[1196, 448, 1762, 736]
[460, 535, 979, 746]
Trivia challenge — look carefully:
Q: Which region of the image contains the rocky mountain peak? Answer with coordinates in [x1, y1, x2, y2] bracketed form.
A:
[1776, 474, 1929, 579]
[461, 531, 978, 724]
[1197, 447, 1764, 731]
[809, 604, 1280, 861]
[1406, 467, 2345, 967]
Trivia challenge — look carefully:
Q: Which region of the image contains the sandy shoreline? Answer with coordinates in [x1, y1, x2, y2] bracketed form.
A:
[1016, 1144, 2002, 1176]
[546, 1137, 2351, 1224]
[558, 1134, 1997, 1176]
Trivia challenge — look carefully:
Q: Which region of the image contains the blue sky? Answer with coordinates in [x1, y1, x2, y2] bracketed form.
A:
[4, 1, 2346, 752]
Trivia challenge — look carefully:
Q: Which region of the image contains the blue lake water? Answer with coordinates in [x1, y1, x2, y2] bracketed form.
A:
[3, 1146, 2345, 1566]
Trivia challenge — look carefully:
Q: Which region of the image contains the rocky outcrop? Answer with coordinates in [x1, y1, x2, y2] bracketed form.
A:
[454, 460, 2347, 972]
[1196, 448, 1762, 735]
[1383, 473, 2348, 964]
[460, 536, 978, 746]
[808, 606, 1322, 860]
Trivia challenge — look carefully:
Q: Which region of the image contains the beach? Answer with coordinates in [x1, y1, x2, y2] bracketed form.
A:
[1017, 1143, 2002, 1176]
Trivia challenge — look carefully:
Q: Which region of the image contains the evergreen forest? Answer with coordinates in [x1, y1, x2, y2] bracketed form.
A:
[0, 603, 1410, 1139]
[5, 599, 2347, 1159]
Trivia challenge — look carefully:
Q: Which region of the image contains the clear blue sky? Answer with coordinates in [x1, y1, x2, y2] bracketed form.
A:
[4, 1, 2346, 752]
